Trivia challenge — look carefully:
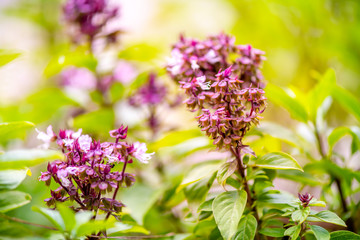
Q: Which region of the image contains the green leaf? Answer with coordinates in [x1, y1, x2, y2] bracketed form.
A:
[332, 85, 360, 122]
[32, 206, 64, 231]
[76, 219, 114, 237]
[0, 121, 34, 138]
[177, 161, 221, 192]
[256, 122, 303, 148]
[307, 69, 336, 121]
[198, 198, 214, 212]
[284, 225, 301, 240]
[0, 190, 31, 212]
[107, 222, 150, 236]
[149, 129, 202, 151]
[328, 127, 360, 153]
[121, 184, 162, 225]
[291, 208, 310, 224]
[310, 211, 346, 227]
[217, 160, 238, 188]
[184, 173, 216, 211]
[277, 169, 321, 187]
[0, 149, 63, 170]
[330, 230, 360, 240]
[212, 190, 247, 240]
[57, 204, 76, 232]
[310, 225, 330, 240]
[231, 215, 257, 240]
[24, 88, 79, 123]
[308, 199, 326, 208]
[266, 83, 308, 123]
[254, 152, 303, 172]
[0, 50, 21, 67]
[44, 47, 97, 78]
[0, 169, 28, 190]
[73, 108, 114, 136]
[259, 228, 285, 237]
[118, 43, 161, 62]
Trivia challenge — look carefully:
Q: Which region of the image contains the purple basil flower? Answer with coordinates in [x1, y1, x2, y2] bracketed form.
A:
[109, 125, 128, 140]
[61, 66, 97, 90]
[63, 0, 120, 42]
[298, 193, 313, 207]
[38, 125, 152, 214]
[129, 73, 167, 106]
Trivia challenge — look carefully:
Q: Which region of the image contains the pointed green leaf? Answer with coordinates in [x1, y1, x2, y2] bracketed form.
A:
[266, 83, 308, 123]
[212, 190, 247, 240]
[310, 225, 330, 240]
[217, 160, 238, 188]
[231, 215, 257, 240]
[330, 230, 360, 240]
[0, 190, 31, 212]
[57, 204, 76, 232]
[259, 228, 285, 237]
[284, 225, 301, 240]
[0, 149, 63, 170]
[0, 121, 34, 138]
[255, 152, 303, 171]
[177, 161, 221, 192]
[328, 127, 360, 153]
[184, 173, 216, 211]
[76, 219, 115, 237]
[291, 208, 310, 224]
[0, 169, 28, 190]
[310, 211, 346, 227]
[32, 206, 64, 231]
[332, 85, 360, 122]
[307, 69, 336, 121]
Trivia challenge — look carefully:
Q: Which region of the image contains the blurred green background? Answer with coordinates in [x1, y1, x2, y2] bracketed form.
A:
[1, 0, 360, 237]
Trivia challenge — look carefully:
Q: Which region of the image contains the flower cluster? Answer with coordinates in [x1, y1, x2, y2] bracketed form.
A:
[129, 73, 167, 107]
[128, 73, 170, 135]
[166, 34, 267, 150]
[63, 0, 120, 43]
[298, 193, 313, 208]
[166, 33, 266, 88]
[37, 125, 154, 214]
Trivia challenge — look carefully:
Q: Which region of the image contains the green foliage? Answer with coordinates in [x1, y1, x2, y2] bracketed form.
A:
[0, 191, 31, 213]
[309, 211, 347, 227]
[266, 83, 308, 123]
[309, 225, 330, 240]
[33, 205, 115, 239]
[231, 215, 257, 240]
[332, 85, 360, 123]
[330, 231, 360, 240]
[0, 149, 63, 170]
[73, 108, 115, 136]
[212, 190, 247, 240]
[0, 49, 21, 67]
[254, 152, 303, 171]
[0, 169, 29, 190]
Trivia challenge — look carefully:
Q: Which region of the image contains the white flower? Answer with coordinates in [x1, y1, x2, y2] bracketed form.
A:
[36, 125, 55, 149]
[57, 169, 71, 187]
[78, 135, 92, 152]
[190, 57, 199, 70]
[132, 142, 154, 164]
[195, 76, 211, 90]
[63, 138, 74, 147]
[167, 49, 184, 75]
[204, 50, 221, 64]
[66, 166, 80, 175]
[72, 129, 82, 139]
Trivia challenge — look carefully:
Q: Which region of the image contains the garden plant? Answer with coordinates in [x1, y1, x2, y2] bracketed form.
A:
[1, 0, 360, 240]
